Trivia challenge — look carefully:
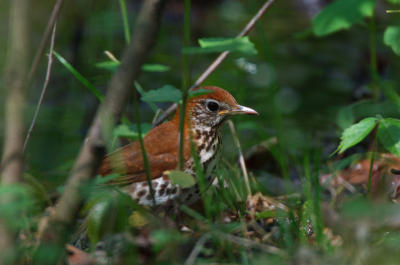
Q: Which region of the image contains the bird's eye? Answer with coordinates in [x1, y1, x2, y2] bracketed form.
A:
[206, 100, 220, 112]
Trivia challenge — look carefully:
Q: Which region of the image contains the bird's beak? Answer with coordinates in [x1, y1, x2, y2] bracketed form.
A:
[219, 105, 259, 116]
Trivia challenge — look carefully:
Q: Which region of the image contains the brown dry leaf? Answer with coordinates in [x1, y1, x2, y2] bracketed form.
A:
[66, 245, 95, 265]
[321, 153, 400, 197]
[246, 192, 288, 215]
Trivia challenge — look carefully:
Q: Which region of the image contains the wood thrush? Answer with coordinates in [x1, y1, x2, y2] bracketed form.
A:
[98, 86, 258, 206]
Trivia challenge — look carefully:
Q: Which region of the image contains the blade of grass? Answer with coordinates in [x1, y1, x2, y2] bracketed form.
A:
[53, 51, 104, 101]
[311, 151, 324, 248]
[133, 82, 155, 206]
[227, 120, 252, 196]
[118, 0, 131, 44]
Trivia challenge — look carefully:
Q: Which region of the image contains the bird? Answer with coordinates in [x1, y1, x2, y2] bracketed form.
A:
[98, 86, 258, 207]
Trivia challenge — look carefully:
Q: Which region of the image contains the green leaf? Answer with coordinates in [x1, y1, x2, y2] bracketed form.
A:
[188, 88, 213, 99]
[142, 64, 170, 72]
[166, 170, 196, 188]
[112, 123, 151, 147]
[378, 118, 400, 157]
[387, 0, 400, 3]
[141, 85, 182, 103]
[183, 36, 257, 55]
[53, 51, 104, 101]
[384, 26, 400, 55]
[312, 0, 375, 36]
[337, 117, 377, 154]
[95, 60, 119, 71]
[134, 82, 158, 113]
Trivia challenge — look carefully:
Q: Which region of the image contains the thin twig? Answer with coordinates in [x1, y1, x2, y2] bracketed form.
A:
[27, 0, 64, 84]
[228, 120, 252, 196]
[153, 0, 276, 126]
[23, 23, 57, 152]
[184, 233, 211, 265]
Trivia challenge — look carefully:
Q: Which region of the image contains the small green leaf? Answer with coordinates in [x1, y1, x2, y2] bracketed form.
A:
[384, 26, 400, 55]
[188, 88, 213, 99]
[95, 60, 119, 71]
[378, 118, 400, 157]
[166, 170, 196, 188]
[183, 36, 257, 55]
[53, 51, 104, 101]
[337, 117, 377, 154]
[141, 85, 182, 103]
[142, 64, 170, 72]
[312, 0, 375, 36]
[112, 123, 151, 147]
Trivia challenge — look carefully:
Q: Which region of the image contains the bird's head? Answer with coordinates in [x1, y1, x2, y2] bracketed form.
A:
[182, 86, 258, 129]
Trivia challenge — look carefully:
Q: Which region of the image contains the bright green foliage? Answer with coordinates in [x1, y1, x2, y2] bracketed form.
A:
[337, 117, 377, 154]
[377, 118, 400, 157]
[141, 85, 182, 103]
[387, 0, 400, 3]
[167, 170, 196, 188]
[183, 36, 257, 55]
[312, 0, 376, 36]
[384, 26, 400, 55]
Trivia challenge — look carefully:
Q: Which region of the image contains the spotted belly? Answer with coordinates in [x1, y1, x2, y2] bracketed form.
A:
[124, 153, 220, 206]
[124, 129, 221, 206]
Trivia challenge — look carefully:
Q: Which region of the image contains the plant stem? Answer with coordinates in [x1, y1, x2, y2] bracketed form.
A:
[134, 82, 155, 206]
[367, 128, 378, 197]
[178, 0, 191, 170]
[369, 15, 379, 100]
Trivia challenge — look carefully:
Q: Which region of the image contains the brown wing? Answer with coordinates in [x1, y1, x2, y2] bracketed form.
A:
[98, 119, 190, 184]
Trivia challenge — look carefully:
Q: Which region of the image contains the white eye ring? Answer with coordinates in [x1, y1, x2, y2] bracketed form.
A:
[206, 100, 220, 112]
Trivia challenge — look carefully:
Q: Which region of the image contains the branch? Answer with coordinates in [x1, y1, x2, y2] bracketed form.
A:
[27, 0, 64, 84]
[36, 0, 167, 261]
[24, 23, 57, 152]
[0, 0, 30, 262]
[153, 0, 276, 126]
